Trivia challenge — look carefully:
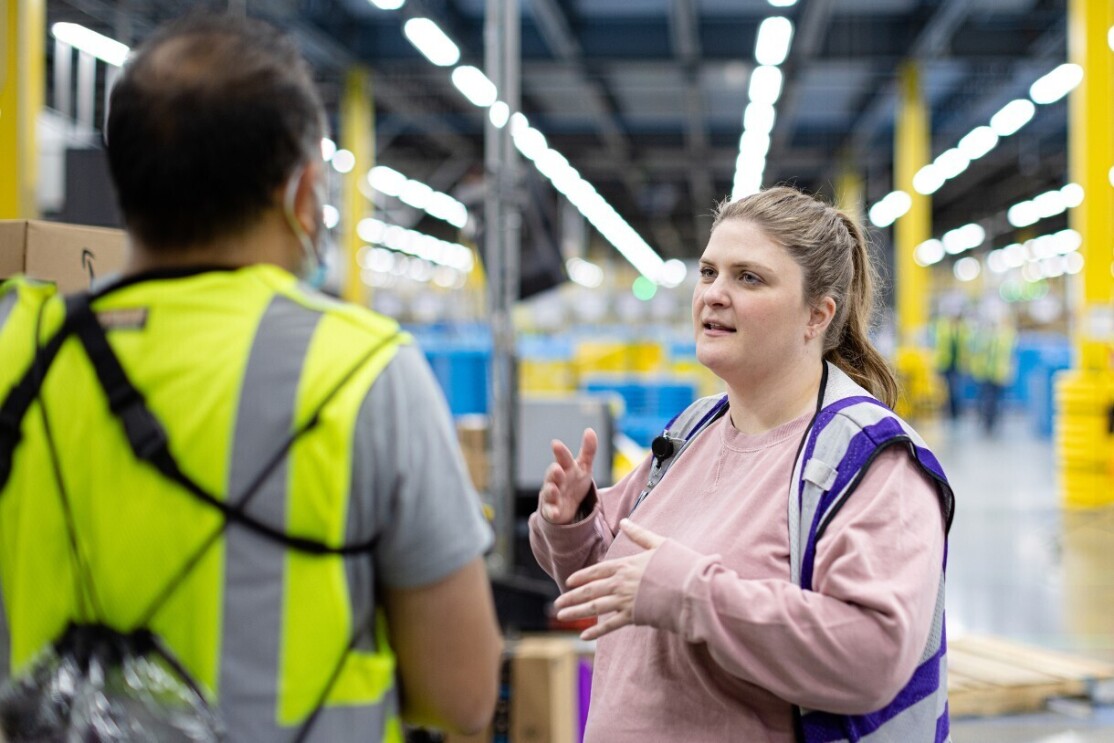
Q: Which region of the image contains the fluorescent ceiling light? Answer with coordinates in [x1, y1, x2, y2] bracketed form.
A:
[755, 17, 794, 66]
[912, 165, 945, 195]
[51, 23, 130, 66]
[957, 126, 999, 161]
[867, 190, 911, 228]
[512, 126, 549, 161]
[403, 18, 460, 67]
[1064, 252, 1084, 275]
[1002, 243, 1026, 268]
[658, 259, 688, 288]
[1029, 63, 1083, 104]
[989, 99, 1035, 137]
[735, 152, 766, 176]
[367, 166, 468, 228]
[359, 218, 472, 272]
[933, 148, 970, 180]
[399, 180, 434, 209]
[913, 239, 945, 267]
[395, 17, 668, 284]
[566, 257, 604, 289]
[1060, 182, 1084, 208]
[488, 101, 510, 128]
[320, 138, 337, 161]
[1031, 189, 1066, 219]
[743, 102, 777, 135]
[451, 66, 498, 107]
[748, 65, 784, 105]
[732, 170, 763, 201]
[1054, 229, 1082, 254]
[1007, 201, 1038, 228]
[739, 130, 771, 160]
[954, 257, 980, 282]
[331, 149, 356, 174]
[368, 0, 406, 10]
[367, 166, 407, 197]
[942, 223, 984, 254]
[986, 249, 1009, 274]
[768, 0, 798, 6]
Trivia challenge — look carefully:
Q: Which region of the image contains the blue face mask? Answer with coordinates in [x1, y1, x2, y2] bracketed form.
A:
[282, 166, 329, 288]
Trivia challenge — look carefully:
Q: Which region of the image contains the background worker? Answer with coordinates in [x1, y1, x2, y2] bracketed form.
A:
[970, 301, 1017, 435]
[0, 14, 501, 741]
[934, 293, 972, 421]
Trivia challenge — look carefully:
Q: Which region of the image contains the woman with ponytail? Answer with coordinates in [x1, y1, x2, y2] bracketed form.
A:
[530, 187, 955, 742]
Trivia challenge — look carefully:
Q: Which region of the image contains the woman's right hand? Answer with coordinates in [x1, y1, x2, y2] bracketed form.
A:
[539, 428, 598, 525]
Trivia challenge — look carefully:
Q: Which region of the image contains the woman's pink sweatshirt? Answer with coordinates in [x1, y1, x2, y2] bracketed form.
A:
[529, 411, 946, 743]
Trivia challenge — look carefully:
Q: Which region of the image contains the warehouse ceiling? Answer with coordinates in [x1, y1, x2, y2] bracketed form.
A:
[45, 0, 1071, 270]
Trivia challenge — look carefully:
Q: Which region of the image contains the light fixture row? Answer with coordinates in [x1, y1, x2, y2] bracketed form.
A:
[732, 15, 794, 201]
[868, 62, 1085, 229]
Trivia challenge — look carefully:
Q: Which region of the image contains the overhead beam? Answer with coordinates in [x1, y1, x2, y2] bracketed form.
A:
[770, 0, 836, 157]
[573, 145, 832, 177]
[847, 0, 972, 161]
[529, 0, 670, 251]
[670, 0, 714, 243]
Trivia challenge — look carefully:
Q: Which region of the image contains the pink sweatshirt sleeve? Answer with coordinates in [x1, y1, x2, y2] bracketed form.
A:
[528, 455, 653, 592]
[632, 447, 947, 715]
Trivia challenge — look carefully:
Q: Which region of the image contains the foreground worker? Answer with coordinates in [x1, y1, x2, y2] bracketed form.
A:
[0, 14, 501, 741]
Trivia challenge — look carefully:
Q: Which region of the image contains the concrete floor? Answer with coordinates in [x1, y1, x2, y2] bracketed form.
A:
[922, 410, 1114, 741]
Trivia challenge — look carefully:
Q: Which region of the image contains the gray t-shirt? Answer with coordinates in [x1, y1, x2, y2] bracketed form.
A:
[355, 342, 493, 590]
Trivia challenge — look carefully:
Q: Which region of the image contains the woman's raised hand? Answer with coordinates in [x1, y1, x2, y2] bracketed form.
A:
[538, 428, 598, 525]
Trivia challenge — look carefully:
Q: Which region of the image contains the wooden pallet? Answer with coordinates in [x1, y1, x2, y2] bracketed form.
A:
[948, 634, 1114, 717]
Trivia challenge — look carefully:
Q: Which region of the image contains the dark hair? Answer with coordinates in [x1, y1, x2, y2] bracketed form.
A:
[106, 14, 326, 249]
[712, 187, 899, 407]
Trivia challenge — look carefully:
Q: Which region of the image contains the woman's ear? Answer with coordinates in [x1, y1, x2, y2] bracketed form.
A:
[807, 296, 837, 340]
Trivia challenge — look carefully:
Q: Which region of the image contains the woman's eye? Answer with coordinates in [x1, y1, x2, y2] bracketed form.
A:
[740, 272, 761, 284]
[699, 267, 715, 279]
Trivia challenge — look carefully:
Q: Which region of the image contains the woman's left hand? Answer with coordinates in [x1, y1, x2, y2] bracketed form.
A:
[553, 519, 666, 641]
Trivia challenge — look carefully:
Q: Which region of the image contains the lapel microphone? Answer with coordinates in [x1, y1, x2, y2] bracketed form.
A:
[651, 435, 675, 465]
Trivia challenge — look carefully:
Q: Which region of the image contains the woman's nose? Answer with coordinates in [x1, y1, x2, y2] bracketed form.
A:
[701, 277, 729, 305]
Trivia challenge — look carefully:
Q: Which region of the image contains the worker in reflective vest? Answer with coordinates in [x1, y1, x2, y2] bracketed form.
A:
[0, 14, 501, 741]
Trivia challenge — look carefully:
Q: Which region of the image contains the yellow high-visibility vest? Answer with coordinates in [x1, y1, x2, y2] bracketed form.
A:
[0, 265, 406, 740]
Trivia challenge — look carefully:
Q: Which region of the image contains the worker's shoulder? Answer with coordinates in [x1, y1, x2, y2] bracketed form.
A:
[264, 272, 411, 346]
[0, 277, 65, 335]
[818, 367, 910, 441]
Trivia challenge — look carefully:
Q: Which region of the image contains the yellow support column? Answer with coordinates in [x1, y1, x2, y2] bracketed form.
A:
[893, 62, 934, 418]
[0, 0, 45, 218]
[341, 67, 373, 307]
[1057, 0, 1114, 508]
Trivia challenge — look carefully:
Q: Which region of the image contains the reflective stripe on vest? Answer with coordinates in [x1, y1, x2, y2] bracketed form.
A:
[0, 267, 405, 741]
[790, 365, 953, 743]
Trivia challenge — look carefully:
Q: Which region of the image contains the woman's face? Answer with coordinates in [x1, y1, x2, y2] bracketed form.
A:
[692, 219, 815, 389]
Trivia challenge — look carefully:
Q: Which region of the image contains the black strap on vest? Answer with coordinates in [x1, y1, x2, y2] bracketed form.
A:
[0, 296, 84, 490]
[1, 291, 396, 557]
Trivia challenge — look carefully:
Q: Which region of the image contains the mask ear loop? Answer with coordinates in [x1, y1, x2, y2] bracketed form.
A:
[282, 165, 324, 276]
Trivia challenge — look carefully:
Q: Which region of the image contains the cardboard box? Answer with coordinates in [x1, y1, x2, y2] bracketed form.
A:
[511, 636, 579, 743]
[456, 415, 490, 493]
[0, 220, 128, 293]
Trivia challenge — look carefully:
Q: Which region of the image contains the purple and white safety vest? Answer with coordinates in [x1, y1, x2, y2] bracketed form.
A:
[646, 362, 955, 743]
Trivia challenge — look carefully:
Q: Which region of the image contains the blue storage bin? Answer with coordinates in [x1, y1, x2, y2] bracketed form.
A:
[582, 377, 697, 447]
[424, 347, 491, 416]
[620, 414, 671, 448]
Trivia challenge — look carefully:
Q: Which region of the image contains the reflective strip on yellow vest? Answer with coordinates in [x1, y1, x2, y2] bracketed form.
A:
[0, 266, 406, 741]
